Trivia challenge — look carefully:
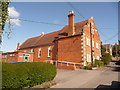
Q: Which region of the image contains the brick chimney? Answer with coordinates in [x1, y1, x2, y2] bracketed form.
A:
[16, 43, 20, 51]
[68, 11, 75, 36]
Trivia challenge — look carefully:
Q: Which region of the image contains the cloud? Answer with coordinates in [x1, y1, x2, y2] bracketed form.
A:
[7, 7, 21, 26]
[10, 19, 21, 26]
[8, 7, 20, 18]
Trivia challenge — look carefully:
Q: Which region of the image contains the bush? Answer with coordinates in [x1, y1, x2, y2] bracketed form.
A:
[92, 59, 104, 67]
[2, 62, 57, 89]
[102, 53, 112, 65]
[83, 66, 92, 70]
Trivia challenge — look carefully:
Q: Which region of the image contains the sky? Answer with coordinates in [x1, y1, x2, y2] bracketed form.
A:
[1, 2, 118, 52]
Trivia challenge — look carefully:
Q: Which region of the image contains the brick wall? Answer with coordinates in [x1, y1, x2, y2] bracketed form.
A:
[83, 19, 101, 64]
[58, 36, 83, 63]
[20, 44, 57, 62]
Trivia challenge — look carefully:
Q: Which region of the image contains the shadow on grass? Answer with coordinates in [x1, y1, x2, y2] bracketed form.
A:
[95, 81, 120, 89]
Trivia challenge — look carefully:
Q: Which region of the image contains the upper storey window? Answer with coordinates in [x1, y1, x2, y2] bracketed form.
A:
[38, 48, 41, 58]
[86, 37, 90, 46]
[96, 42, 99, 49]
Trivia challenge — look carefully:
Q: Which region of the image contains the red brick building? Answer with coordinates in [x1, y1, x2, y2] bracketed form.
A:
[103, 44, 113, 56]
[2, 11, 101, 70]
[2, 51, 34, 63]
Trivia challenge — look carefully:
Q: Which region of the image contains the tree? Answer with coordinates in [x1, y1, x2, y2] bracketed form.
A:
[101, 45, 106, 56]
[102, 53, 112, 65]
[112, 44, 120, 57]
[0, 0, 10, 44]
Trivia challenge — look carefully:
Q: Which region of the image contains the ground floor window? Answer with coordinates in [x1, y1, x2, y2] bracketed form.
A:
[38, 48, 41, 58]
[87, 54, 91, 62]
[48, 46, 51, 57]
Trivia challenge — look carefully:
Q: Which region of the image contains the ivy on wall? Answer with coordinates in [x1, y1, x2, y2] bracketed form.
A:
[0, 0, 10, 43]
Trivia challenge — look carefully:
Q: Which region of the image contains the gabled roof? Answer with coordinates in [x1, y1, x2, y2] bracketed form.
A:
[103, 44, 113, 50]
[19, 20, 88, 49]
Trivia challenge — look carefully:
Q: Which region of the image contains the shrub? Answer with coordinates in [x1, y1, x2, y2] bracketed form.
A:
[92, 59, 104, 67]
[83, 66, 92, 70]
[2, 62, 57, 89]
[102, 53, 112, 65]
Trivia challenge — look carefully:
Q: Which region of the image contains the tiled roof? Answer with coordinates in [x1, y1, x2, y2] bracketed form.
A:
[19, 20, 88, 49]
[103, 44, 113, 49]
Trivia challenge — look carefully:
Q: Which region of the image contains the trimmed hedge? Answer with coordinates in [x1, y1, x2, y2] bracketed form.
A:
[2, 62, 57, 89]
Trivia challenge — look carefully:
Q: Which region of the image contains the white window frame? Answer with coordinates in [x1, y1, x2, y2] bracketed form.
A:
[86, 37, 90, 46]
[96, 42, 99, 49]
[48, 46, 51, 57]
[91, 27, 94, 34]
[86, 54, 91, 62]
[92, 40, 94, 47]
[31, 49, 33, 52]
[97, 56, 99, 60]
[38, 48, 41, 58]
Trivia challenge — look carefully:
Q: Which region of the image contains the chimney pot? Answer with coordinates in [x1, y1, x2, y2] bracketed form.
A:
[69, 11, 74, 14]
[41, 32, 45, 35]
[91, 16, 94, 19]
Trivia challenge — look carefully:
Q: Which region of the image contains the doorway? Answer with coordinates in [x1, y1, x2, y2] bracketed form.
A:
[24, 57, 28, 62]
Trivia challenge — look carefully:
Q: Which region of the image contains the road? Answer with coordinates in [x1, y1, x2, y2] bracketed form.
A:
[50, 60, 120, 88]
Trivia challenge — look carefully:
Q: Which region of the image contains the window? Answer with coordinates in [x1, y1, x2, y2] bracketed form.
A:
[23, 54, 30, 57]
[97, 56, 99, 60]
[9, 54, 15, 56]
[31, 49, 33, 52]
[38, 48, 41, 58]
[96, 42, 99, 49]
[91, 22, 94, 26]
[86, 37, 90, 46]
[91, 28, 94, 34]
[48, 46, 51, 57]
[86, 54, 91, 62]
[92, 40, 94, 47]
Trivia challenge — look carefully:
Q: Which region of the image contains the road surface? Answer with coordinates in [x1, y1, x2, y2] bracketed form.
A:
[50, 60, 120, 88]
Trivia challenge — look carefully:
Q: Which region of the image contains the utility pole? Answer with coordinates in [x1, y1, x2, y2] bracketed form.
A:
[115, 44, 118, 60]
[90, 23, 93, 65]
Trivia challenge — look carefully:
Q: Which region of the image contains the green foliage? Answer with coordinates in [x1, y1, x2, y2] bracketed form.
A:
[101, 45, 106, 56]
[112, 44, 120, 57]
[0, 1, 10, 43]
[83, 65, 92, 70]
[102, 53, 112, 65]
[2, 62, 57, 89]
[92, 59, 104, 67]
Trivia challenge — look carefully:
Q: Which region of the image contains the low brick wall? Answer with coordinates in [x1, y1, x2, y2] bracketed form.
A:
[57, 63, 76, 70]
[46, 60, 83, 70]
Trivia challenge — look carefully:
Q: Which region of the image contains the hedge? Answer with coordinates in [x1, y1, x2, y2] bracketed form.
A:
[2, 62, 57, 89]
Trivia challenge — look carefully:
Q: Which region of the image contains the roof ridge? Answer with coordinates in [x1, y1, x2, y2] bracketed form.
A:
[20, 20, 89, 49]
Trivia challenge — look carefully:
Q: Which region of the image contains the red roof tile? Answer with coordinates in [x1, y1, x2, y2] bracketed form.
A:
[20, 20, 88, 49]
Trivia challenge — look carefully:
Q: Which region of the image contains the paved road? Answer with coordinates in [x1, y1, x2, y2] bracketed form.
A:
[50, 60, 120, 88]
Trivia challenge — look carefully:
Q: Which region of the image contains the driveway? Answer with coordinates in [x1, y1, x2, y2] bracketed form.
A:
[50, 60, 119, 88]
